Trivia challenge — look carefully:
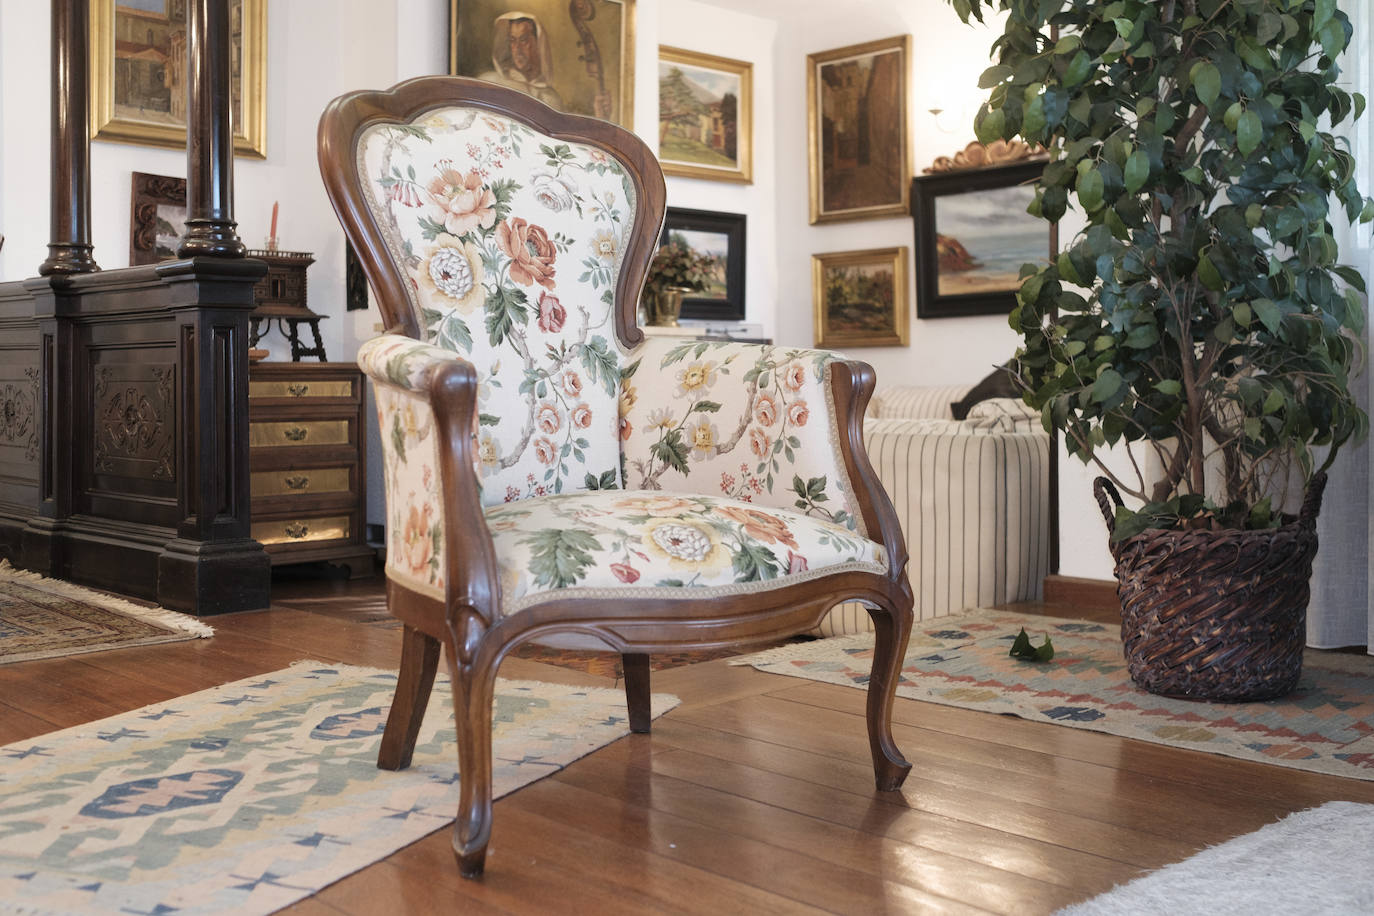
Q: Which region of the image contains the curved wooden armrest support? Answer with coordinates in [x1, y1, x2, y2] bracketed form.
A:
[427, 360, 503, 630]
[829, 359, 910, 587]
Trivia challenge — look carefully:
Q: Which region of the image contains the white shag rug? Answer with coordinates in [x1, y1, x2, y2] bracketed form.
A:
[1059, 801, 1374, 915]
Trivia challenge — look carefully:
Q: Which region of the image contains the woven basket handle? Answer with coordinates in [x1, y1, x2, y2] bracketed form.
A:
[1093, 477, 1123, 534]
[1300, 471, 1327, 529]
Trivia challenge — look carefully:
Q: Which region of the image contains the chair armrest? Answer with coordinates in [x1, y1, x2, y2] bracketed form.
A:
[619, 337, 907, 578]
[359, 335, 500, 617]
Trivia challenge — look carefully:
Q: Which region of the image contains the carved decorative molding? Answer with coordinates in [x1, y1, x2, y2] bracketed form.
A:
[923, 139, 1049, 174]
[0, 369, 39, 461]
[93, 365, 175, 480]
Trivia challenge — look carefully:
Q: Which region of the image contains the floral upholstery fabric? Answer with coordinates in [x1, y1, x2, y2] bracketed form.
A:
[358, 106, 637, 505]
[484, 490, 887, 615]
[619, 337, 868, 537]
[371, 378, 448, 599]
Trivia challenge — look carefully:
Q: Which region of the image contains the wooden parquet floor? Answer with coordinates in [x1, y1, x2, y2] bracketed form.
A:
[3, 571, 1372, 914]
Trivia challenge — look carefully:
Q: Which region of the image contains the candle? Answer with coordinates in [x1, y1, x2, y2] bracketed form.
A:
[269, 200, 278, 240]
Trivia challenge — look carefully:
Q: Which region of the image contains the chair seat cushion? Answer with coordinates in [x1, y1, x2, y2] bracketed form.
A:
[484, 490, 888, 614]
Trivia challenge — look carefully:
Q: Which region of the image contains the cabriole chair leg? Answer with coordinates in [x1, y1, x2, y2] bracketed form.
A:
[378, 624, 441, 771]
[865, 597, 914, 791]
[446, 652, 498, 878]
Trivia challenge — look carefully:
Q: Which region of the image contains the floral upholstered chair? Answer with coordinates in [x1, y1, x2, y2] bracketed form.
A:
[318, 76, 914, 878]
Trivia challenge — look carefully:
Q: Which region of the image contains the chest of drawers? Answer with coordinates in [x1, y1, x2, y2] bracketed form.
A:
[248, 362, 375, 577]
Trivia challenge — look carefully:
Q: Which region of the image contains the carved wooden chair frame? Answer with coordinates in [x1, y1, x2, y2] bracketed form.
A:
[318, 76, 915, 878]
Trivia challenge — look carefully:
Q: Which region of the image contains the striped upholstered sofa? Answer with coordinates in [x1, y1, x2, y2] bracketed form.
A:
[814, 385, 1051, 636]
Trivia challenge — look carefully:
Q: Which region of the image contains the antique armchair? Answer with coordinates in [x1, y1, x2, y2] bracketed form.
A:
[317, 76, 914, 878]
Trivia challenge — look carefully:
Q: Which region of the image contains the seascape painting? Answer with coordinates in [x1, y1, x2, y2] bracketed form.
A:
[933, 183, 1040, 297]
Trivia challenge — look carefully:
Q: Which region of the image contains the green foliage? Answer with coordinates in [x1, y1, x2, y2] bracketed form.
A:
[522, 528, 602, 589]
[1009, 628, 1054, 662]
[645, 240, 713, 299]
[951, 0, 1372, 532]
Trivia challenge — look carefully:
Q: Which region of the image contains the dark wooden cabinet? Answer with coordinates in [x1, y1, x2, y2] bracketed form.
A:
[248, 362, 374, 577]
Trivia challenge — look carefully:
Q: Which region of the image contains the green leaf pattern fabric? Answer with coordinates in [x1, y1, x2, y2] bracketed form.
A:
[619, 338, 866, 536]
[484, 490, 886, 614]
[358, 107, 634, 505]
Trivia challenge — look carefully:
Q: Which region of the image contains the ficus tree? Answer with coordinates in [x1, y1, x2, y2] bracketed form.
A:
[949, 0, 1374, 539]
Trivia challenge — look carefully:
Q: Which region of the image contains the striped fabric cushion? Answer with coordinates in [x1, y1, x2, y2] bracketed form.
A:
[868, 385, 972, 421]
[812, 416, 1051, 638]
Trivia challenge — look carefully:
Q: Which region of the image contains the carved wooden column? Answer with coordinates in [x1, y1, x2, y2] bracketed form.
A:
[178, 0, 245, 258]
[39, 0, 99, 275]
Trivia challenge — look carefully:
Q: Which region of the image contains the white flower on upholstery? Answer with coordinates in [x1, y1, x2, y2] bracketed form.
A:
[476, 431, 501, 473]
[786, 400, 810, 427]
[647, 407, 676, 430]
[531, 169, 579, 212]
[674, 360, 719, 399]
[783, 362, 808, 392]
[419, 234, 485, 315]
[534, 437, 557, 465]
[571, 404, 593, 429]
[591, 229, 618, 263]
[643, 520, 726, 572]
[687, 417, 719, 461]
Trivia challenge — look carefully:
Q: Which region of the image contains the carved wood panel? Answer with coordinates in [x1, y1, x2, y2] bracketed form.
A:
[92, 363, 176, 481]
[0, 367, 39, 462]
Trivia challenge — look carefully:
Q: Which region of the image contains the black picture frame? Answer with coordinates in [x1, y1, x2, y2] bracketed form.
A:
[661, 207, 746, 322]
[911, 160, 1049, 319]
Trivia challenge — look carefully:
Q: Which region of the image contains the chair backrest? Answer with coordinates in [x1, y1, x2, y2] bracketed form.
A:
[319, 76, 665, 504]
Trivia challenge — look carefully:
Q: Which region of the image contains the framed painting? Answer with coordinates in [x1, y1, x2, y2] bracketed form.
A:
[449, 0, 635, 128]
[129, 172, 187, 265]
[807, 35, 911, 224]
[658, 47, 752, 183]
[911, 161, 1049, 318]
[661, 207, 746, 322]
[812, 247, 909, 348]
[91, 0, 267, 158]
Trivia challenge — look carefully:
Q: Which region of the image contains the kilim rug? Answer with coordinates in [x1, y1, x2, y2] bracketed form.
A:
[1058, 801, 1374, 914]
[0, 561, 213, 664]
[732, 608, 1374, 781]
[0, 661, 678, 915]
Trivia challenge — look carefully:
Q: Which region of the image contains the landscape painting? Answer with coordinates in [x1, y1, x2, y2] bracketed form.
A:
[912, 161, 1049, 318]
[658, 47, 752, 183]
[812, 247, 908, 348]
[807, 35, 911, 223]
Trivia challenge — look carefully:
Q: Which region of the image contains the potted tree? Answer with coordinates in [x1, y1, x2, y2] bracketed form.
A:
[948, 0, 1373, 699]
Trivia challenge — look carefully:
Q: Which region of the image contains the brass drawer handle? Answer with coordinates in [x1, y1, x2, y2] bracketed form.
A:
[283, 426, 308, 442]
[284, 522, 310, 539]
[284, 474, 310, 490]
[287, 383, 310, 397]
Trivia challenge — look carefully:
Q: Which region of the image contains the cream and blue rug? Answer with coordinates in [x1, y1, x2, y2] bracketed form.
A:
[734, 609, 1374, 780]
[0, 662, 677, 915]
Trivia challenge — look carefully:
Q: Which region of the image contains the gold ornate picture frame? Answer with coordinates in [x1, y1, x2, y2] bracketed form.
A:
[449, 0, 636, 128]
[812, 247, 909, 348]
[806, 35, 911, 224]
[657, 46, 752, 183]
[90, 0, 267, 159]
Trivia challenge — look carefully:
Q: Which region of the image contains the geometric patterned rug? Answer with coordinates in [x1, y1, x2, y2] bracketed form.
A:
[0, 561, 213, 664]
[0, 662, 677, 914]
[733, 608, 1374, 781]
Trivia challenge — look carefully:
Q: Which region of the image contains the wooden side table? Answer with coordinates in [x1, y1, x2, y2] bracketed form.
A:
[247, 362, 375, 577]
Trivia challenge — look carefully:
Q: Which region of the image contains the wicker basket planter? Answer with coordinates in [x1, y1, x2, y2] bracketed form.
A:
[1093, 474, 1326, 702]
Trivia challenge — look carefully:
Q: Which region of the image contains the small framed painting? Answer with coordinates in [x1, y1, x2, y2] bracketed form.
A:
[129, 172, 187, 265]
[807, 35, 911, 224]
[661, 207, 746, 322]
[449, 0, 635, 127]
[91, 0, 267, 158]
[812, 247, 909, 348]
[657, 46, 752, 183]
[911, 161, 1049, 318]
